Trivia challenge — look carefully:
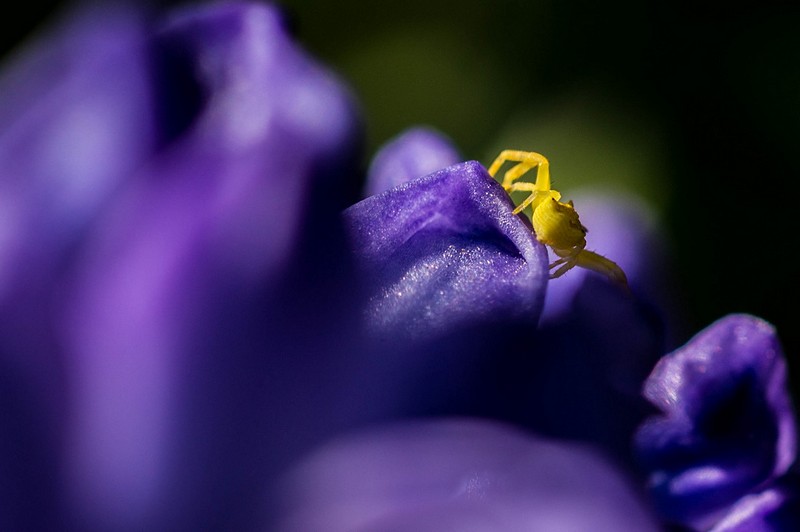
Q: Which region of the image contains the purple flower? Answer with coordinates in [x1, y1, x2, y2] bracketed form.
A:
[275, 419, 660, 532]
[364, 126, 461, 197]
[635, 314, 798, 529]
[346, 160, 547, 339]
[340, 159, 550, 419]
[2, 2, 796, 531]
[709, 475, 800, 532]
[1, 3, 555, 530]
[2, 2, 364, 530]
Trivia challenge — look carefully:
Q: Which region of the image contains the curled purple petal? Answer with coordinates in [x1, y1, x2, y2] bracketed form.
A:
[635, 314, 797, 528]
[710, 477, 800, 532]
[345, 160, 548, 339]
[336, 162, 549, 424]
[155, 2, 360, 168]
[364, 126, 461, 196]
[275, 419, 659, 532]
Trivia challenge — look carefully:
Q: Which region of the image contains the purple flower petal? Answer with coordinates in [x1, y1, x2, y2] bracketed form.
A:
[17, 2, 363, 530]
[709, 473, 800, 531]
[155, 2, 360, 171]
[635, 314, 797, 528]
[345, 160, 548, 339]
[336, 162, 549, 422]
[0, 7, 154, 296]
[364, 127, 461, 196]
[0, 6, 154, 529]
[275, 419, 659, 532]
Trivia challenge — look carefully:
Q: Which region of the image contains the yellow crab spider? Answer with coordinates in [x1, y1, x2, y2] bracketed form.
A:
[487, 150, 628, 288]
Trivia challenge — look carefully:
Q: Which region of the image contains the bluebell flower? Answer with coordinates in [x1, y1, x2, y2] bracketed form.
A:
[635, 314, 798, 530]
[2, 1, 796, 531]
[347, 159, 547, 339]
[708, 474, 800, 532]
[356, 129, 673, 465]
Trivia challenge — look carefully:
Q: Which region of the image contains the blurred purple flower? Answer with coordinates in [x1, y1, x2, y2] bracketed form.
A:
[275, 419, 659, 532]
[708, 475, 800, 532]
[364, 126, 461, 197]
[635, 314, 798, 529]
[0, 3, 552, 531]
[1, 2, 364, 530]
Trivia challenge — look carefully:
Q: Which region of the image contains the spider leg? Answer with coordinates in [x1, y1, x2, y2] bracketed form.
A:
[486, 150, 552, 193]
[549, 256, 578, 279]
[546, 246, 577, 278]
[512, 191, 538, 215]
[507, 184, 564, 215]
[575, 250, 629, 289]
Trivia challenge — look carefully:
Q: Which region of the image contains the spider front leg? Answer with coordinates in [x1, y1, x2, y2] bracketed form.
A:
[487, 150, 558, 216]
[487, 150, 552, 194]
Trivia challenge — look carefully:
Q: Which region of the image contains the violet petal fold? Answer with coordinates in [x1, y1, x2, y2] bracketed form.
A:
[275, 419, 659, 532]
[635, 314, 797, 528]
[345, 160, 548, 340]
[364, 126, 461, 197]
[337, 162, 549, 422]
[709, 474, 800, 532]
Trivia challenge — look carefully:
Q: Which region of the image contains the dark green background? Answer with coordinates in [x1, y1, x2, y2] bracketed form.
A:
[4, 1, 799, 383]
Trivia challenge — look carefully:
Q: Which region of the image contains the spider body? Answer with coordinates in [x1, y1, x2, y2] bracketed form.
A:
[487, 150, 628, 287]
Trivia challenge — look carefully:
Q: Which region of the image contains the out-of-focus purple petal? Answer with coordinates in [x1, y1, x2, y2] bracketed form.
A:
[0, 6, 154, 299]
[364, 127, 461, 196]
[0, 6, 154, 530]
[54, 3, 361, 530]
[480, 279, 666, 469]
[345, 160, 548, 339]
[275, 419, 659, 532]
[709, 475, 800, 532]
[635, 314, 797, 528]
[155, 1, 360, 168]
